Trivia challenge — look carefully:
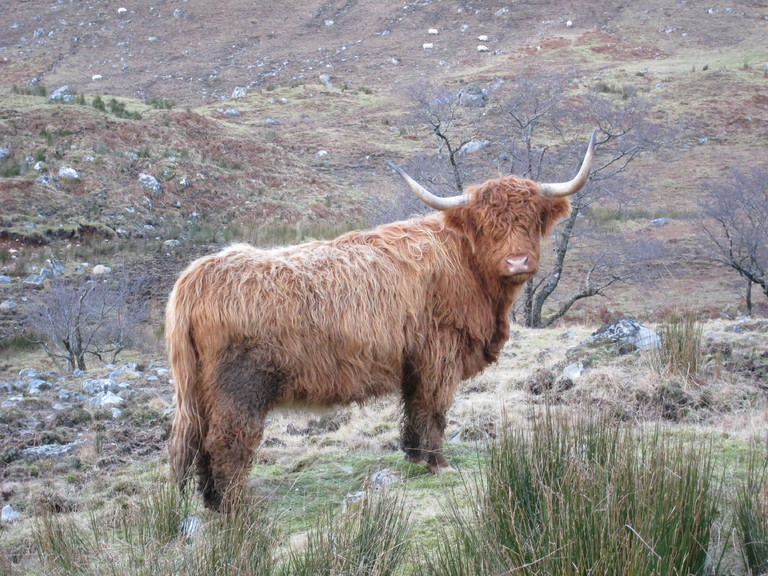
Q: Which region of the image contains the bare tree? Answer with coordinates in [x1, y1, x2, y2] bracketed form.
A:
[28, 269, 149, 372]
[396, 73, 667, 327]
[700, 166, 768, 315]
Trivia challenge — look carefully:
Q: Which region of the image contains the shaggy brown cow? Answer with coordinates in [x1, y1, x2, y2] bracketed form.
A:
[167, 131, 596, 511]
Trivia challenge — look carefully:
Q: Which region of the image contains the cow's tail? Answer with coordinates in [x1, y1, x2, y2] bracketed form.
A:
[166, 283, 205, 491]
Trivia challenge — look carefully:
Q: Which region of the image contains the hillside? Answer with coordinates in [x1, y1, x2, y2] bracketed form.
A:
[1, 1, 766, 327]
[1, 3, 768, 574]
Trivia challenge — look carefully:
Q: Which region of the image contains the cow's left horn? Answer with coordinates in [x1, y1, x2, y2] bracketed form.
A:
[539, 129, 597, 197]
[388, 161, 472, 211]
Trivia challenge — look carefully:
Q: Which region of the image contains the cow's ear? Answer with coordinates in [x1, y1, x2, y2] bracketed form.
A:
[541, 197, 572, 236]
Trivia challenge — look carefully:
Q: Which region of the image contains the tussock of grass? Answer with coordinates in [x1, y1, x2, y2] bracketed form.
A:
[420, 411, 724, 576]
[652, 309, 705, 385]
[735, 439, 768, 575]
[282, 490, 411, 576]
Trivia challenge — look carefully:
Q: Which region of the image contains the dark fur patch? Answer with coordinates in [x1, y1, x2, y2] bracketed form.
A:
[217, 346, 283, 415]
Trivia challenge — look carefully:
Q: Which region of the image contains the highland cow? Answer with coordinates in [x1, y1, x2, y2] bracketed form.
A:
[167, 131, 596, 511]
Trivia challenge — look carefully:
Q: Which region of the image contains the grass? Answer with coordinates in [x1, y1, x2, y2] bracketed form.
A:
[653, 309, 705, 385]
[14, 404, 767, 576]
[735, 439, 768, 575]
[419, 411, 725, 576]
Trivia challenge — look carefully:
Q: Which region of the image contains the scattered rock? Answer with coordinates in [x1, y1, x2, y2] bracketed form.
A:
[181, 515, 203, 539]
[369, 468, 399, 489]
[49, 86, 74, 103]
[92, 264, 112, 276]
[458, 85, 487, 107]
[58, 166, 80, 179]
[22, 441, 85, 461]
[461, 139, 490, 154]
[562, 362, 583, 380]
[218, 107, 241, 117]
[82, 378, 115, 395]
[23, 268, 53, 286]
[89, 391, 125, 407]
[587, 318, 661, 351]
[1, 504, 21, 522]
[139, 173, 162, 197]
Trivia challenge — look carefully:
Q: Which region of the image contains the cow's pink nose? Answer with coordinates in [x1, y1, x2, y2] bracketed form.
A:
[506, 256, 531, 274]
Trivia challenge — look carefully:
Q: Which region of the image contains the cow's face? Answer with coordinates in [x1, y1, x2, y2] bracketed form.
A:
[451, 177, 572, 284]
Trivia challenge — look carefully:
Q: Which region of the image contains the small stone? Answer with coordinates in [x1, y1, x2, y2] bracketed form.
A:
[1, 505, 21, 522]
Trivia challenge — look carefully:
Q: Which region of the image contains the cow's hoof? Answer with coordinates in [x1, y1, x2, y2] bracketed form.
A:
[405, 454, 427, 466]
[427, 462, 456, 474]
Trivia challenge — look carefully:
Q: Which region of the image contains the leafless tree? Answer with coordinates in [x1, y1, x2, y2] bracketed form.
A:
[28, 269, 149, 372]
[700, 166, 768, 315]
[395, 72, 668, 327]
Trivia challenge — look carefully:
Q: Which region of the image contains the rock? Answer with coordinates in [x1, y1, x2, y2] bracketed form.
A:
[34, 161, 47, 171]
[58, 166, 80, 179]
[36, 175, 54, 186]
[0, 147, 11, 159]
[23, 268, 53, 286]
[89, 391, 124, 407]
[50, 86, 74, 103]
[82, 379, 115, 394]
[370, 468, 399, 489]
[588, 318, 661, 350]
[47, 258, 65, 276]
[651, 218, 674, 227]
[219, 107, 241, 117]
[181, 515, 203, 539]
[319, 74, 334, 87]
[0, 276, 12, 284]
[231, 86, 248, 99]
[110, 407, 123, 419]
[1, 505, 21, 523]
[139, 173, 162, 197]
[461, 139, 490, 154]
[0, 301, 17, 311]
[19, 368, 39, 379]
[109, 364, 141, 380]
[562, 362, 583, 380]
[458, 85, 487, 107]
[164, 239, 181, 248]
[92, 264, 112, 275]
[316, 150, 329, 158]
[22, 441, 84, 461]
[27, 379, 51, 393]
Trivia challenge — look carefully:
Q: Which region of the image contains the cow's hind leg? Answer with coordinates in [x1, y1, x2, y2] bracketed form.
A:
[203, 412, 265, 512]
[203, 347, 281, 512]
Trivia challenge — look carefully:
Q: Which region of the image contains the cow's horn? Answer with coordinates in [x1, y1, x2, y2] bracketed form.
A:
[539, 129, 597, 197]
[388, 161, 472, 211]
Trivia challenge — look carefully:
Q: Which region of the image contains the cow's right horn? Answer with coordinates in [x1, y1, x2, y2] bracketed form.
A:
[539, 129, 597, 197]
[388, 161, 472, 211]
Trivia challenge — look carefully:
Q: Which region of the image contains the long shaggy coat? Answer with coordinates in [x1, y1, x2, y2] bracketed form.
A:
[167, 175, 572, 511]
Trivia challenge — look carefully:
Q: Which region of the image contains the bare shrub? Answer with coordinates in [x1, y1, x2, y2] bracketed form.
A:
[27, 269, 149, 372]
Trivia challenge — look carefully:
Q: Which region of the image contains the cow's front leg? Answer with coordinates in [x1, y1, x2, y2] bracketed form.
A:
[400, 358, 458, 472]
